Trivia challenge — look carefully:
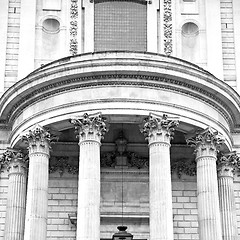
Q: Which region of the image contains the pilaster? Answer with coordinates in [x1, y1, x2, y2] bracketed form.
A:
[141, 113, 178, 240]
[18, 0, 37, 79]
[21, 125, 53, 240]
[217, 152, 239, 240]
[1, 149, 28, 240]
[70, 113, 107, 240]
[187, 127, 224, 240]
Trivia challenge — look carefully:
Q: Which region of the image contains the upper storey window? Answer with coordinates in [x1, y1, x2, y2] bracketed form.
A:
[94, 0, 147, 52]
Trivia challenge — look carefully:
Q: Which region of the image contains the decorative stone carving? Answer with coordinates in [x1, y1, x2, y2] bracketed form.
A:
[70, 0, 78, 55]
[1, 149, 28, 173]
[100, 131, 148, 169]
[187, 127, 225, 157]
[49, 156, 78, 175]
[217, 151, 240, 176]
[70, 113, 107, 142]
[171, 158, 196, 178]
[141, 113, 179, 142]
[164, 0, 172, 55]
[21, 124, 54, 150]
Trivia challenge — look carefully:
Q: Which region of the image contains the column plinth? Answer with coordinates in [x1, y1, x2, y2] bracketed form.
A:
[187, 127, 224, 240]
[21, 125, 53, 240]
[217, 152, 239, 240]
[1, 150, 28, 240]
[141, 113, 178, 240]
[70, 113, 107, 240]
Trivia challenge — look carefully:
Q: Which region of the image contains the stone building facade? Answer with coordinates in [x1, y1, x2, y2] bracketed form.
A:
[1, 0, 240, 240]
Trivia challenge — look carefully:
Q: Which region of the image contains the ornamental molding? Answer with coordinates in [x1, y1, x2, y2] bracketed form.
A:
[5, 74, 235, 131]
[140, 113, 179, 141]
[70, 0, 78, 55]
[163, 0, 172, 55]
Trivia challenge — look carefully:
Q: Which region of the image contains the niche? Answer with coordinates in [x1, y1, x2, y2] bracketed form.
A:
[181, 22, 199, 63]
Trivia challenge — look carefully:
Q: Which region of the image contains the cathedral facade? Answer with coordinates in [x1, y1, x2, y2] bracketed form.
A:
[0, 0, 240, 240]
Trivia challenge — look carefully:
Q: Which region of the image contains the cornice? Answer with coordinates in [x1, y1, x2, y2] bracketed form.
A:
[5, 75, 235, 130]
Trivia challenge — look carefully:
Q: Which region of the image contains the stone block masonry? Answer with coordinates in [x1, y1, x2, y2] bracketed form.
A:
[4, 0, 21, 90]
[221, 0, 237, 88]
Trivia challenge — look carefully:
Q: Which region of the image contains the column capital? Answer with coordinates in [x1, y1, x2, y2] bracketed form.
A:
[140, 113, 179, 144]
[1, 149, 28, 175]
[21, 124, 56, 155]
[70, 112, 108, 143]
[217, 152, 240, 177]
[186, 127, 225, 159]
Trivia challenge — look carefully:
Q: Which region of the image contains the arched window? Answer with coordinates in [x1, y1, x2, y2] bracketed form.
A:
[94, 0, 147, 52]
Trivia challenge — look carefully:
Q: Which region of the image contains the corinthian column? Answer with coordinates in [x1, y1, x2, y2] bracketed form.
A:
[2, 149, 28, 240]
[21, 125, 53, 240]
[187, 127, 224, 240]
[217, 152, 239, 240]
[70, 113, 107, 240]
[141, 113, 178, 240]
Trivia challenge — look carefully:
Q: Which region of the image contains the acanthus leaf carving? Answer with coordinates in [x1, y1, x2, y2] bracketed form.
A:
[70, 113, 108, 141]
[140, 113, 179, 141]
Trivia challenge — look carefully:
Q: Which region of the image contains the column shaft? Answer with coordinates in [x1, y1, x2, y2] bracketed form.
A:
[187, 127, 224, 240]
[218, 176, 237, 240]
[70, 113, 107, 240]
[149, 142, 173, 240]
[141, 113, 178, 240]
[2, 150, 27, 240]
[24, 152, 49, 240]
[77, 140, 101, 240]
[197, 156, 222, 240]
[217, 153, 239, 240]
[5, 172, 27, 240]
[21, 125, 52, 240]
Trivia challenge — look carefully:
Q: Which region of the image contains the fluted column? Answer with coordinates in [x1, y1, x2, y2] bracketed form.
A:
[217, 152, 239, 240]
[187, 127, 224, 240]
[2, 149, 28, 240]
[21, 125, 53, 240]
[70, 113, 107, 240]
[141, 113, 178, 240]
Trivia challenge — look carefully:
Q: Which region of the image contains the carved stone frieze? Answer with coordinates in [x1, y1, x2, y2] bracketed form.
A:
[186, 127, 225, 158]
[163, 0, 172, 55]
[70, 113, 108, 142]
[70, 0, 78, 55]
[49, 156, 78, 176]
[217, 152, 240, 177]
[140, 113, 179, 142]
[0, 149, 28, 174]
[171, 158, 196, 178]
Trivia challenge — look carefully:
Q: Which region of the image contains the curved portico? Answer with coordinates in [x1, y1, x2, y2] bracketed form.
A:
[0, 51, 240, 240]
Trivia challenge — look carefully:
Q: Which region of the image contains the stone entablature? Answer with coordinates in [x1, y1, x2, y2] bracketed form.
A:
[0, 52, 238, 150]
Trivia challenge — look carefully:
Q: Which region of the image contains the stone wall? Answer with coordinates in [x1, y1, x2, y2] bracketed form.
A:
[1, 170, 240, 239]
[4, 0, 21, 90]
[220, 0, 237, 88]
